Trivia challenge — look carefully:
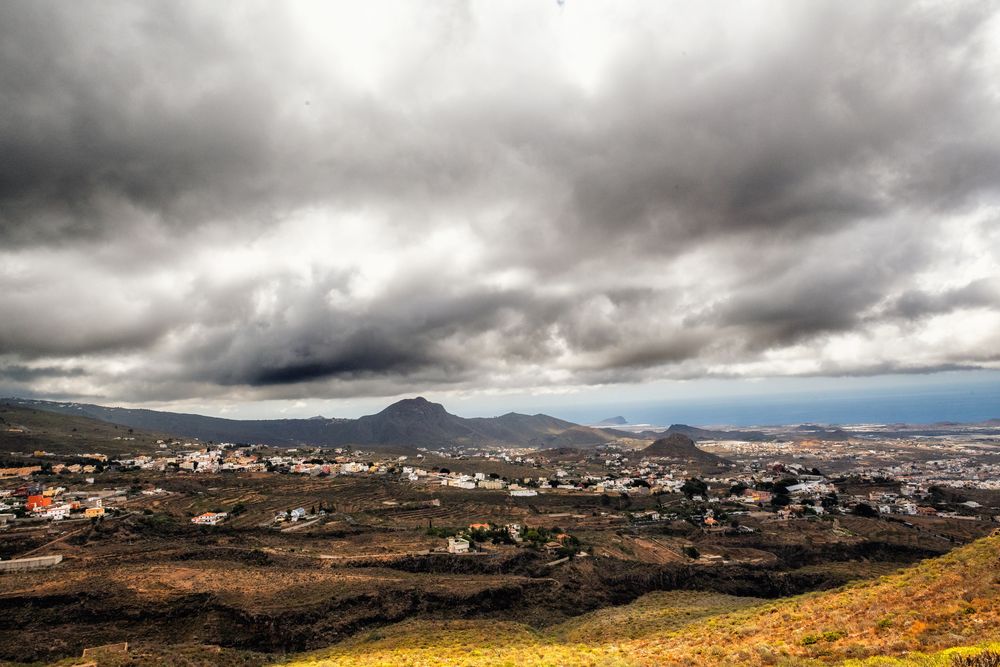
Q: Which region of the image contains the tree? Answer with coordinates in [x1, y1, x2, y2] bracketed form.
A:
[618, 492, 632, 509]
[681, 478, 708, 500]
[773, 479, 798, 495]
[852, 502, 879, 518]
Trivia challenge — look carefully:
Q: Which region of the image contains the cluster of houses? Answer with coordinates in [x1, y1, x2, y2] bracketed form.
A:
[7, 430, 1000, 527]
[446, 522, 576, 555]
[859, 459, 1000, 492]
[0, 483, 111, 523]
[112, 446, 390, 476]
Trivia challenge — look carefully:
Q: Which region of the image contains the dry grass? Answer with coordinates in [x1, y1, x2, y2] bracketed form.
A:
[550, 590, 763, 643]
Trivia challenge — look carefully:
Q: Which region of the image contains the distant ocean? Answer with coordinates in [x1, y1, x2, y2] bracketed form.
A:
[570, 384, 1000, 428]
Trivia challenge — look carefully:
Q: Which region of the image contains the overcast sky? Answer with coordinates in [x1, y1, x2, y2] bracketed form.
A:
[2, 1, 1000, 420]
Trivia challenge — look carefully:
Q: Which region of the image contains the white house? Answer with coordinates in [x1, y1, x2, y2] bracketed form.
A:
[191, 512, 228, 526]
[506, 523, 523, 541]
[447, 537, 470, 554]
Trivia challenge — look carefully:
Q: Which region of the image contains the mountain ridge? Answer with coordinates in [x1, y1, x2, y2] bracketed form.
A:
[0, 396, 622, 450]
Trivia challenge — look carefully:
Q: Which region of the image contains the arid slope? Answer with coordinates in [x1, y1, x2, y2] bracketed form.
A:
[279, 533, 1000, 666]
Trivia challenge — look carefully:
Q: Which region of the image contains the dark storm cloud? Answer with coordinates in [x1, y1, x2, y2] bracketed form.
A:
[1, 1, 999, 404]
[177, 277, 577, 389]
[250, 330, 431, 386]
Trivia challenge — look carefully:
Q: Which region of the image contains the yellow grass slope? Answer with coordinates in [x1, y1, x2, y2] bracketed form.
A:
[278, 533, 1000, 667]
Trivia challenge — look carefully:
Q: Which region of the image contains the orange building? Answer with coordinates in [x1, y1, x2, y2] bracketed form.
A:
[25, 495, 52, 510]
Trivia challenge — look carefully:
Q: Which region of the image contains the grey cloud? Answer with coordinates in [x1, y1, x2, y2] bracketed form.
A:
[0, 364, 87, 382]
[3, 2, 994, 252]
[542, 4, 999, 255]
[886, 279, 1000, 321]
[1, 1, 999, 405]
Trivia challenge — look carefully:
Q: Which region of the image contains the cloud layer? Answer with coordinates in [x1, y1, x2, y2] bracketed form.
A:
[2, 1, 999, 409]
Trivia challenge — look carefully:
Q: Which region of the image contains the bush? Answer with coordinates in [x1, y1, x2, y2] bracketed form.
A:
[802, 630, 845, 646]
[426, 526, 457, 538]
[953, 650, 1000, 667]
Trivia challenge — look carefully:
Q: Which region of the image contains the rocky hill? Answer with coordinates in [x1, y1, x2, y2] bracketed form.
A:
[656, 423, 771, 441]
[642, 432, 729, 465]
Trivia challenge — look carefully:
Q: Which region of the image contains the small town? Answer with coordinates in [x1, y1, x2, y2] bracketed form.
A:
[4, 423, 999, 545]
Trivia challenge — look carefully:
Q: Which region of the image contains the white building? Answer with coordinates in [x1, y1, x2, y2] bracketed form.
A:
[40, 505, 70, 520]
[447, 537, 470, 554]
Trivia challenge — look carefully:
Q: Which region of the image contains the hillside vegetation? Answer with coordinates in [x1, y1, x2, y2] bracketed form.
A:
[278, 533, 1000, 666]
[0, 403, 169, 456]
